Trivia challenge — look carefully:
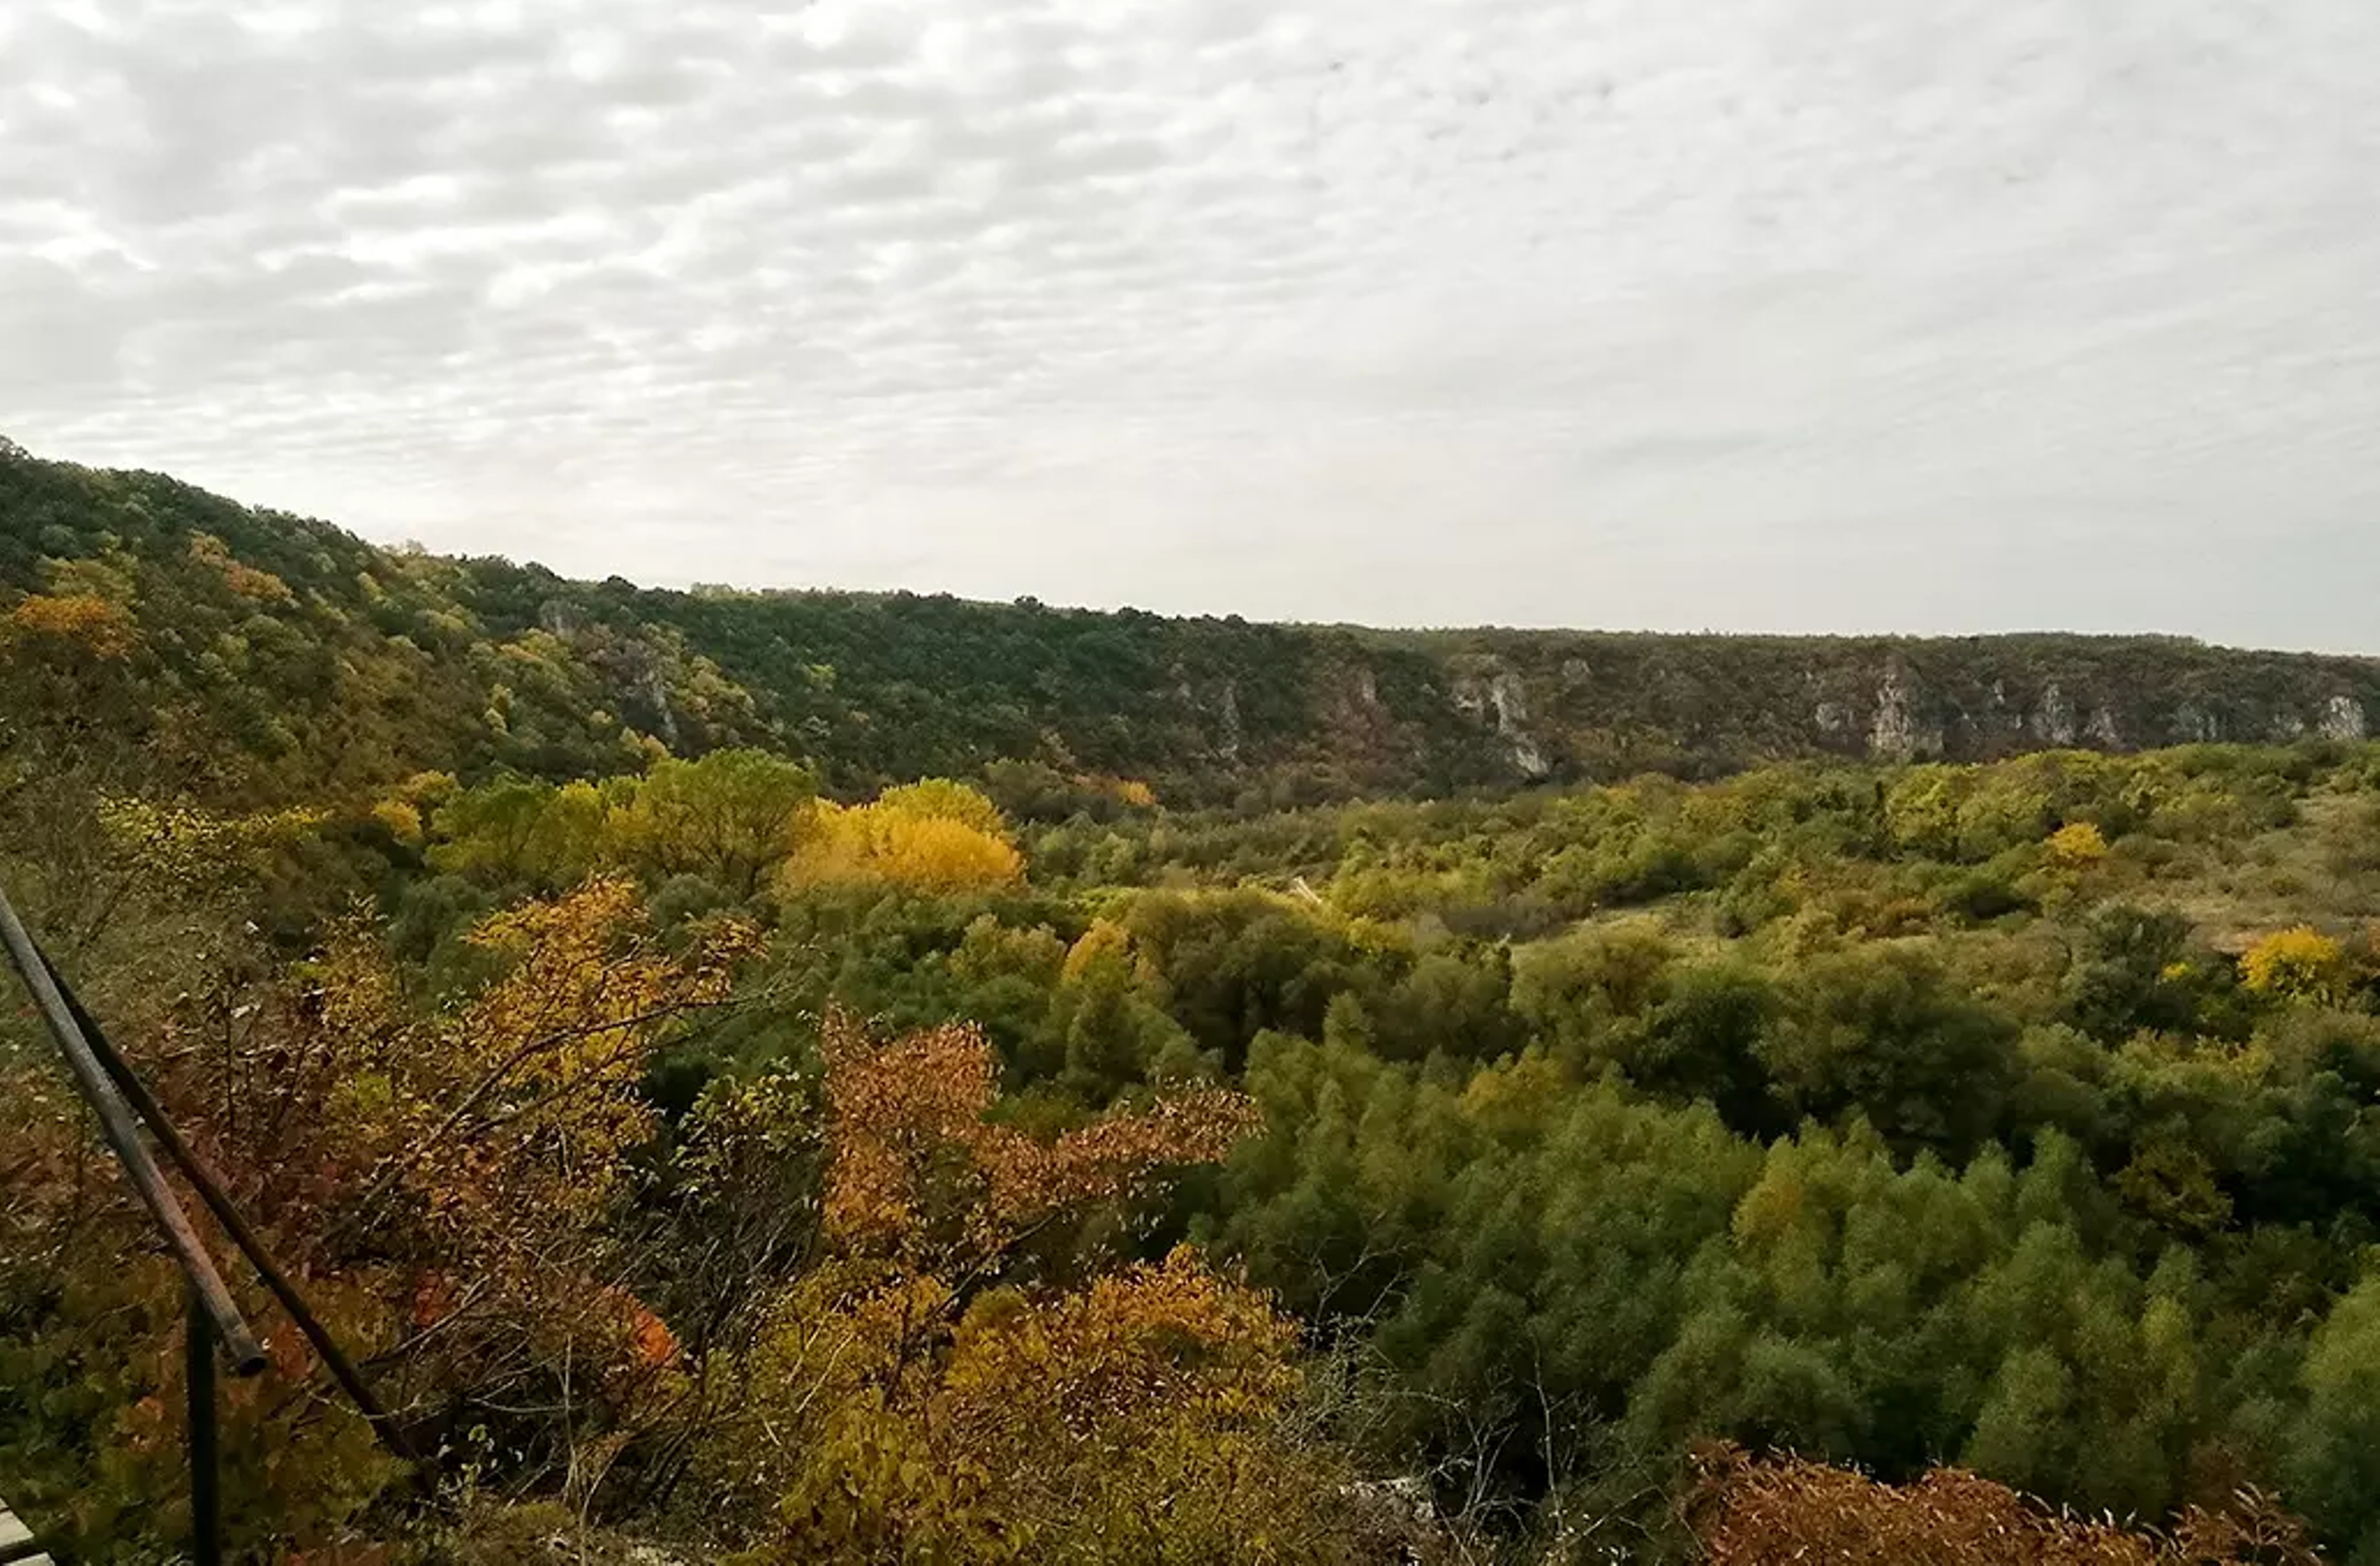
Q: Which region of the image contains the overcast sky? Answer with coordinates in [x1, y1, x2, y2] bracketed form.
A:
[5, 1, 2378, 649]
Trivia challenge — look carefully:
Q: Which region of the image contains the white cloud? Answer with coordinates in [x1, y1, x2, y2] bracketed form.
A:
[3, 0, 2378, 648]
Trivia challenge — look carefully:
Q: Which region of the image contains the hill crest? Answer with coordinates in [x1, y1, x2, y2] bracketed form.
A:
[3, 442, 2373, 807]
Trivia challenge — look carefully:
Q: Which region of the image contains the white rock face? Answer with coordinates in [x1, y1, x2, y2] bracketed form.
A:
[2033, 682, 2079, 746]
[1988, 680, 2025, 732]
[1488, 673, 1551, 778]
[1867, 666, 1938, 761]
[633, 658, 682, 750]
[2319, 694, 2368, 741]
[2086, 706, 2123, 748]
[1450, 665, 1551, 778]
[1352, 666, 1382, 711]
[1486, 671, 1528, 731]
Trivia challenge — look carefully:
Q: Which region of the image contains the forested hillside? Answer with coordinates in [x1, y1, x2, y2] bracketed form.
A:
[8, 445, 2380, 1564]
[6, 441, 2375, 810]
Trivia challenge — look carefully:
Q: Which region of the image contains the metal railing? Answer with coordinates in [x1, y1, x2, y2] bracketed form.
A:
[0, 885, 416, 1564]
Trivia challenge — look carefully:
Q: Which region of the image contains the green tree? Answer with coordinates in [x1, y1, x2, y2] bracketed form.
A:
[614, 748, 814, 895]
[1763, 946, 2019, 1159]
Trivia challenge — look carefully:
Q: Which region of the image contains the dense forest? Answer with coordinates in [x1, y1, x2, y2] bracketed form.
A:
[4, 440, 2376, 810]
[8, 445, 2380, 1563]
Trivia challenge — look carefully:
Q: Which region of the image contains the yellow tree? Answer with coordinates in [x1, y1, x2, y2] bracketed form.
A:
[875, 778, 1011, 837]
[307, 876, 758, 1241]
[2241, 926, 2350, 1006]
[712, 1015, 1393, 1564]
[2044, 821, 2110, 871]
[787, 779, 1024, 894]
[2, 592, 149, 763]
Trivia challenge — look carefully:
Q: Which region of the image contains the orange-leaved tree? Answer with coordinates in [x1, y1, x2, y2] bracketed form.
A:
[1685, 1444, 2319, 1566]
[818, 1014, 1257, 1266]
[6, 590, 139, 657]
[284, 877, 763, 1479]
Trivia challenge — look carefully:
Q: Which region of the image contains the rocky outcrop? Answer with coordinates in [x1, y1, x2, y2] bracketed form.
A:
[1217, 679, 1243, 761]
[630, 655, 682, 750]
[2032, 682, 2079, 746]
[1352, 666, 1381, 712]
[1986, 681, 2027, 735]
[1168, 665, 1247, 762]
[1866, 665, 1941, 762]
[1450, 663, 1553, 779]
[1474, 648, 2380, 785]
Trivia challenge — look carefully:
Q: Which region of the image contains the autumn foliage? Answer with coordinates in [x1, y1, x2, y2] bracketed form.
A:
[791, 786, 1025, 893]
[0, 871, 772, 1555]
[2239, 926, 2351, 1004]
[690, 1013, 1399, 1562]
[188, 531, 297, 602]
[307, 875, 756, 1226]
[1687, 1445, 2320, 1566]
[738, 1249, 1356, 1564]
[819, 1012, 1259, 1259]
[25, 452, 2380, 1564]
[7, 590, 138, 656]
[2046, 820, 2112, 870]
[413, 758, 1028, 901]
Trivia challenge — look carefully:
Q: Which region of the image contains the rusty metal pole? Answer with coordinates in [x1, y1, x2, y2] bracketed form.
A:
[0, 885, 265, 1372]
[37, 945, 420, 1467]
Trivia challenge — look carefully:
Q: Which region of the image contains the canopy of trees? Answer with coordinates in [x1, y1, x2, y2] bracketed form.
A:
[11, 449, 2380, 1562]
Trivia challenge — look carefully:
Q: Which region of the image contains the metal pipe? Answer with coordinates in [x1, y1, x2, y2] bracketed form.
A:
[38, 947, 419, 1466]
[0, 885, 265, 1373]
[187, 1285, 223, 1566]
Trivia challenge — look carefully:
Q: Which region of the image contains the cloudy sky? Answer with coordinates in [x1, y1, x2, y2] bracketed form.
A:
[5, 0, 2378, 649]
